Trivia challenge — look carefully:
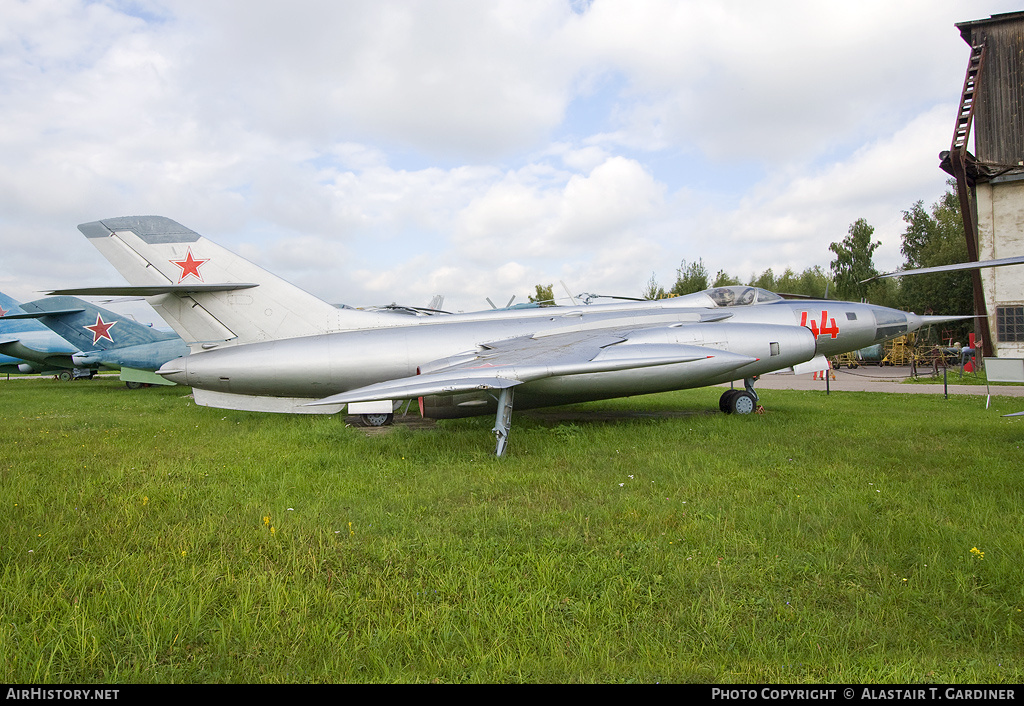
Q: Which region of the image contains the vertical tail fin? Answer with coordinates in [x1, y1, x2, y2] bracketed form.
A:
[0, 292, 36, 335]
[11, 295, 188, 374]
[16, 295, 178, 351]
[76, 216, 369, 346]
[0, 291, 81, 373]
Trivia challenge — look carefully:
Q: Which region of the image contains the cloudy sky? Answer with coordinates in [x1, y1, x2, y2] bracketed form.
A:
[0, 0, 1018, 319]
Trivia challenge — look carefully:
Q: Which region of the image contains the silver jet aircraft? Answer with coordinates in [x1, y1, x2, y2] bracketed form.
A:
[56, 216, 963, 456]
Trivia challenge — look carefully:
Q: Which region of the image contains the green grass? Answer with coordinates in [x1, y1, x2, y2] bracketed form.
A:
[2, 378, 1023, 683]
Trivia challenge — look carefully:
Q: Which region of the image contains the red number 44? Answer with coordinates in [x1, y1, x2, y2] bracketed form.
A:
[800, 310, 840, 339]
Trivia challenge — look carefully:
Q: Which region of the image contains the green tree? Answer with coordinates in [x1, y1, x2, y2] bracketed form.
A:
[749, 268, 776, 291]
[528, 283, 555, 306]
[898, 185, 973, 339]
[745, 267, 833, 298]
[769, 266, 835, 299]
[712, 269, 741, 288]
[642, 272, 667, 300]
[795, 266, 834, 299]
[829, 218, 880, 301]
[669, 259, 709, 296]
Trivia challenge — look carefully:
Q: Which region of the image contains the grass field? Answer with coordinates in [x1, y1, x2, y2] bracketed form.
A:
[2, 377, 1022, 683]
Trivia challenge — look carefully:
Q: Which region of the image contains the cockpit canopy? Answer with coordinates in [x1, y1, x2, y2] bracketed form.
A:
[661, 286, 784, 309]
[706, 286, 783, 307]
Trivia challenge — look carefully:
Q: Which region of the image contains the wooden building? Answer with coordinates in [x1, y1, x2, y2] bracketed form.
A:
[945, 11, 1024, 357]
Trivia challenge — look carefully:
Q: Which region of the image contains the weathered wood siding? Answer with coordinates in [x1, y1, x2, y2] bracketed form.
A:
[959, 13, 1024, 166]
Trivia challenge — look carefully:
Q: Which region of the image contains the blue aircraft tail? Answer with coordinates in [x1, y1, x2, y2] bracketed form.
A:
[14, 295, 179, 351]
[0, 292, 46, 336]
[0, 292, 85, 376]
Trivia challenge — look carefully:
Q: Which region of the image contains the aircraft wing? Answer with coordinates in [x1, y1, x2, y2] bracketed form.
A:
[307, 328, 757, 407]
[0, 339, 77, 368]
[864, 256, 1024, 282]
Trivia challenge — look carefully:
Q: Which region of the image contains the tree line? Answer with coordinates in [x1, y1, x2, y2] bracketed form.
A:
[646, 184, 969, 307]
[529, 183, 975, 339]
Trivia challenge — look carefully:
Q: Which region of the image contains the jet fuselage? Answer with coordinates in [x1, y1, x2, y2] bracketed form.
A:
[159, 296, 918, 415]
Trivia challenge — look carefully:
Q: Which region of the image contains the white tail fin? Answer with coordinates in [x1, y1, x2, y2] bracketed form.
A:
[75, 216, 373, 346]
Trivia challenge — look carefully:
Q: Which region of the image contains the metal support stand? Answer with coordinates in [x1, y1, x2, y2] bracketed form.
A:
[744, 376, 766, 414]
[492, 386, 515, 457]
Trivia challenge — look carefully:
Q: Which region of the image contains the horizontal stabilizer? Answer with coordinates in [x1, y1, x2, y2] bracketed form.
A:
[48, 284, 259, 296]
[0, 308, 85, 319]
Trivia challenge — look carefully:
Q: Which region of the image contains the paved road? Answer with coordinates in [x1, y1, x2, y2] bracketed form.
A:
[735, 365, 1024, 397]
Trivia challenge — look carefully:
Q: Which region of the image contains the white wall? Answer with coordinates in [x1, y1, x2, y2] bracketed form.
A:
[977, 178, 1024, 357]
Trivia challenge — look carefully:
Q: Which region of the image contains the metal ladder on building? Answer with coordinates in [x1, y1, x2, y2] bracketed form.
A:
[952, 43, 987, 153]
[949, 41, 994, 358]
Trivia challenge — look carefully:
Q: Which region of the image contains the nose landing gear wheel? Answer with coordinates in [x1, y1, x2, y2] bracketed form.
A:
[719, 389, 756, 415]
[360, 413, 394, 427]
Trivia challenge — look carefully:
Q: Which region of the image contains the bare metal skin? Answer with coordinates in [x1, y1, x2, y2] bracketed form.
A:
[57, 216, 960, 456]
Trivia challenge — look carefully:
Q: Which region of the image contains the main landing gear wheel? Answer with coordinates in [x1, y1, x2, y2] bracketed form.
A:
[719, 389, 739, 413]
[360, 413, 394, 427]
[720, 389, 756, 415]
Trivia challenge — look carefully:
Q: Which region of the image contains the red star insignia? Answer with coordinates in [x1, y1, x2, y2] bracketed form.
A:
[0, 305, 9, 317]
[85, 314, 117, 345]
[170, 248, 209, 283]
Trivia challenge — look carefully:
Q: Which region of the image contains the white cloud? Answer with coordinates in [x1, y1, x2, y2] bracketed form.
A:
[1, 0, 1020, 314]
[454, 156, 664, 263]
[171, 0, 582, 160]
[686, 104, 957, 281]
[565, 0, 982, 163]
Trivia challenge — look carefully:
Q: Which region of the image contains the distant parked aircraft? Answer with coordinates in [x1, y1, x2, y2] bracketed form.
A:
[0, 292, 89, 380]
[3, 295, 188, 387]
